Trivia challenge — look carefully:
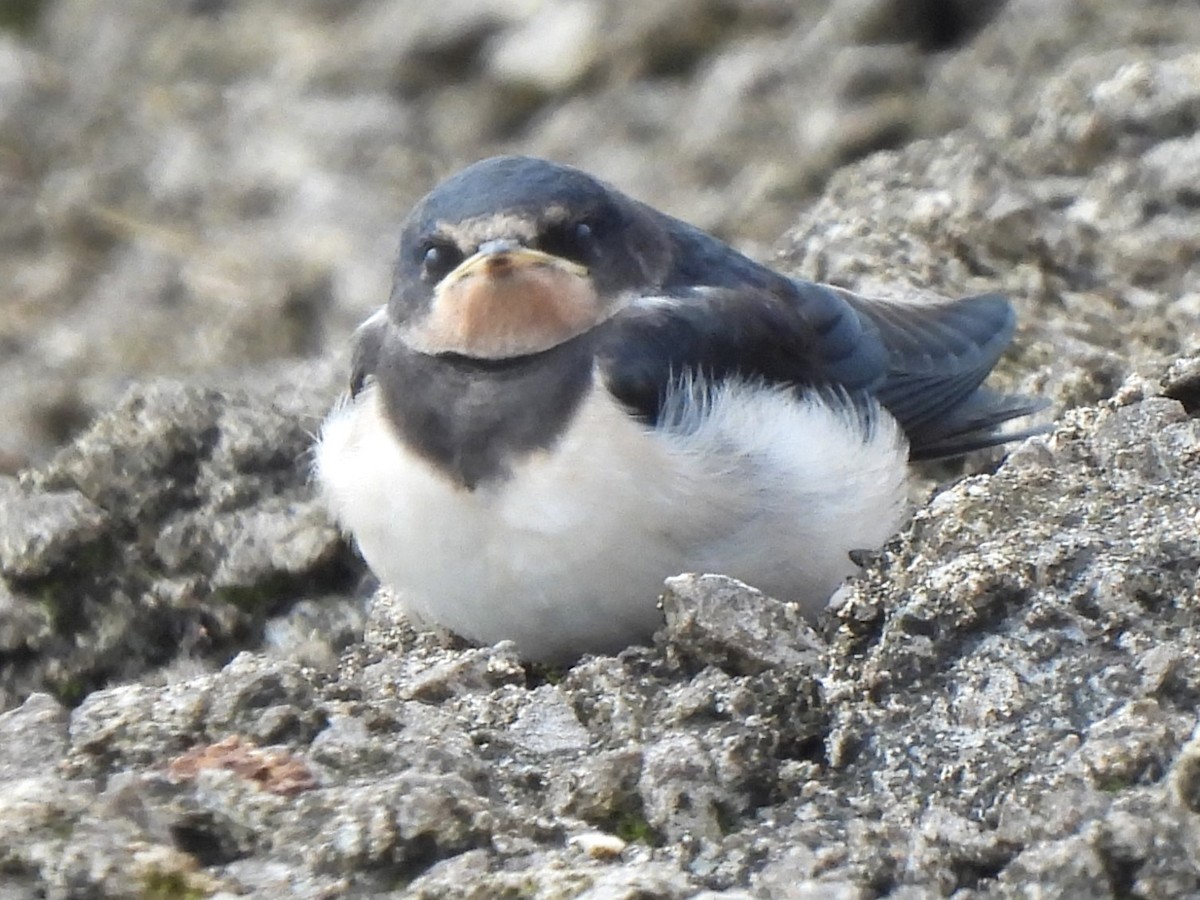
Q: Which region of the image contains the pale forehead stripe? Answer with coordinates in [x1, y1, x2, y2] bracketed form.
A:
[436, 206, 580, 248]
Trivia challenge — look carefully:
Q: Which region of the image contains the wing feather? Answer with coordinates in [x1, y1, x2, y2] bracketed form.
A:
[602, 270, 1042, 459]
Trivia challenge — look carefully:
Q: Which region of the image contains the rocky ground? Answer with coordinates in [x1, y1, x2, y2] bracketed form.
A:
[1, 0, 1199, 897]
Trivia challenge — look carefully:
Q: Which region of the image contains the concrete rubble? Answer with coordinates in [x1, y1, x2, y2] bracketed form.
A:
[1, 0, 1198, 896]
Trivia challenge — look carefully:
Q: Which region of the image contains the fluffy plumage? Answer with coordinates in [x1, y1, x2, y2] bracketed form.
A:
[314, 156, 1043, 661]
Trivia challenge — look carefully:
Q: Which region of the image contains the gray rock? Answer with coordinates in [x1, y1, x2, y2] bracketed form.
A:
[277, 775, 492, 875]
[549, 746, 645, 827]
[0, 477, 108, 580]
[639, 733, 726, 842]
[1, 0, 1200, 896]
[506, 685, 592, 756]
[0, 693, 69, 781]
[68, 679, 211, 770]
[203, 653, 327, 745]
[0, 381, 360, 712]
[4, 354, 1200, 897]
[659, 573, 825, 675]
[486, 0, 602, 93]
[0, 578, 53, 654]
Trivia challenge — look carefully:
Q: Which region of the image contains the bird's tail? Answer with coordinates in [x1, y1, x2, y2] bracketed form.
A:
[838, 290, 1048, 459]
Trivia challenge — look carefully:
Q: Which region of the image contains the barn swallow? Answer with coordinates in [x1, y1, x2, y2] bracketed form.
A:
[315, 155, 1042, 663]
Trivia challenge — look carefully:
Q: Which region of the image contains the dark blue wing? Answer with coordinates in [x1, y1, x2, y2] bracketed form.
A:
[600, 222, 1041, 458]
[602, 279, 888, 415]
[833, 287, 1045, 458]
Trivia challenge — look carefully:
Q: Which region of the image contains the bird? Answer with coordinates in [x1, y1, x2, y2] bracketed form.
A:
[314, 155, 1042, 663]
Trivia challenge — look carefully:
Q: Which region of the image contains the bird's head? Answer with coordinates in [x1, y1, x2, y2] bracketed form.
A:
[388, 156, 671, 361]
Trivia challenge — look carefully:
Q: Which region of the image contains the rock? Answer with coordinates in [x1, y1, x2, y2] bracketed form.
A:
[659, 573, 825, 675]
[638, 734, 726, 842]
[166, 734, 319, 797]
[5, 356, 1200, 895]
[0, 477, 108, 580]
[0, 693, 69, 781]
[0, 577, 53, 655]
[1, 0, 1200, 896]
[0, 381, 360, 712]
[506, 685, 592, 756]
[1074, 700, 1192, 790]
[487, 0, 602, 93]
[549, 746, 645, 828]
[203, 653, 327, 745]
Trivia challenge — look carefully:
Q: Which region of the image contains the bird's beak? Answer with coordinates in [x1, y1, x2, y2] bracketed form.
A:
[440, 239, 588, 289]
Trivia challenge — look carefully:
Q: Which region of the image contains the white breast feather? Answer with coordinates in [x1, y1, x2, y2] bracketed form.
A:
[314, 375, 909, 662]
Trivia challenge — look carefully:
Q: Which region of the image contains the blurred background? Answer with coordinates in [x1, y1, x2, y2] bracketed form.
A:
[2, 0, 1198, 472]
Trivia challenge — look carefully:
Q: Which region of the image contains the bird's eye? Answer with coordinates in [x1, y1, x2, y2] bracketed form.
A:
[538, 221, 597, 265]
[420, 241, 462, 283]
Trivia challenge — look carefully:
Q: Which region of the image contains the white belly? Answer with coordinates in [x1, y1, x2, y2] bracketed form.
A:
[314, 377, 908, 662]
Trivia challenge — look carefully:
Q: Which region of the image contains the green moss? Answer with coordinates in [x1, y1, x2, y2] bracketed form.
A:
[28, 538, 119, 632]
[140, 869, 210, 900]
[1095, 774, 1133, 793]
[46, 814, 76, 841]
[716, 801, 741, 836]
[524, 662, 566, 686]
[33, 583, 66, 627]
[613, 810, 660, 846]
[209, 572, 296, 614]
[49, 675, 88, 708]
[210, 583, 277, 612]
[0, 0, 44, 33]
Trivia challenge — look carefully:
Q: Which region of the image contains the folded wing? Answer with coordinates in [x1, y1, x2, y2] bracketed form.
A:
[603, 274, 1043, 459]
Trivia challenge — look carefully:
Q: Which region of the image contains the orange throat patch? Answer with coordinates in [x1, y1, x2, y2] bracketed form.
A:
[404, 256, 604, 359]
